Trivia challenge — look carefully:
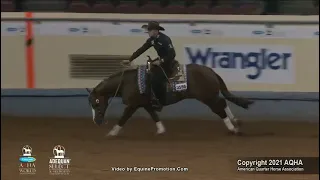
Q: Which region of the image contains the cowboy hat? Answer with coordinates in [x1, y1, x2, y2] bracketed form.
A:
[141, 21, 165, 31]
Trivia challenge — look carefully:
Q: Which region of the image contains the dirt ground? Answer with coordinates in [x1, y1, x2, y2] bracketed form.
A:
[1, 116, 319, 180]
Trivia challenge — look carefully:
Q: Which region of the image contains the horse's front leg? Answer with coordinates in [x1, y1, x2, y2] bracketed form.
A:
[107, 106, 138, 136]
[144, 106, 166, 134]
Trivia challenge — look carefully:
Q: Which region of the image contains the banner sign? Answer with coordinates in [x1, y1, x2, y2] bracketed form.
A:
[184, 44, 294, 84]
[1, 22, 25, 36]
[1, 22, 319, 39]
[1, 13, 319, 92]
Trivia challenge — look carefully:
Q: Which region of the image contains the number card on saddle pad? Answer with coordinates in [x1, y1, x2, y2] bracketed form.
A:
[137, 65, 188, 94]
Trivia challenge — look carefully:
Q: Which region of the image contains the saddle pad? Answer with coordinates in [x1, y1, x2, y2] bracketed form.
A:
[137, 65, 188, 94]
[137, 65, 147, 94]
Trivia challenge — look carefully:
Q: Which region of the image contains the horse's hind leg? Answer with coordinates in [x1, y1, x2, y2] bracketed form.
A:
[223, 101, 241, 127]
[144, 106, 166, 134]
[107, 106, 138, 136]
[203, 97, 240, 134]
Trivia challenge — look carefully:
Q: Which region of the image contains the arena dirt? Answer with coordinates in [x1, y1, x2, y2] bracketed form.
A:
[1, 116, 319, 180]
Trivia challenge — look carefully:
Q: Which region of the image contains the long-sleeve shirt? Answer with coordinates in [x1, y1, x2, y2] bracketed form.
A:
[129, 32, 176, 68]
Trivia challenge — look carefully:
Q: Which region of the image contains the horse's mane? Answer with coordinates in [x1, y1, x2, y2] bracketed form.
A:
[107, 68, 137, 79]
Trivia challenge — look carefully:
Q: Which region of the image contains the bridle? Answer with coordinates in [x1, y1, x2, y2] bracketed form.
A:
[86, 69, 125, 125]
[86, 89, 104, 124]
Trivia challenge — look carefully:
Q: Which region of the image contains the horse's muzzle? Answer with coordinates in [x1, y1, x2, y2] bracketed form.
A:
[94, 117, 104, 126]
[91, 107, 105, 126]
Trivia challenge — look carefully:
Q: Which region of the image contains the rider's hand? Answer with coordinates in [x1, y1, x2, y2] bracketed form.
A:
[121, 60, 131, 66]
[152, 57, 162, 66]
[152, 60, 161, 66]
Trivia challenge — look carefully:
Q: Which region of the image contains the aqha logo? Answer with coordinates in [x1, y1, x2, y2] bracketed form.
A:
[19, 145, 36, 175]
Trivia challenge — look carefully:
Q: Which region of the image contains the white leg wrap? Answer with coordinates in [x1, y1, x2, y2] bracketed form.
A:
[108, 125, 122, 136]
[156, 122, 166, 134]
[223, 117, 236, 131]
[224, 105, 235, 120]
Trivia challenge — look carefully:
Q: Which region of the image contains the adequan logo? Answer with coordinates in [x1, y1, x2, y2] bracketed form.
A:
[252, 30, 265, 35]
[191, 29, 202, 34]
[68, 27, 100, 35]
[69, 27, 89, 33]
[6, 27, 25, 32]
[252, 23, 285, 37]
[130, 28, 143, 33]
[252, 28, 285, 37]
[49, 145, 71, 175]
[190, 29, 222, 36]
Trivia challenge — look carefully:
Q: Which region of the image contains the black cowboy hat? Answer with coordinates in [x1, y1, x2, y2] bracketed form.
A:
[141, 21, 165, 31]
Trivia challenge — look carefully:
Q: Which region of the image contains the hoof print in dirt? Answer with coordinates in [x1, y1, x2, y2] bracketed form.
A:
[155, 133, 165, 136]
[105, 134, 118, 138]
[227, 131, 244, 136]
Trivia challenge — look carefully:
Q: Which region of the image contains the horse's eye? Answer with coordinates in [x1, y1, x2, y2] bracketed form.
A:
[95, 99, 99, 103]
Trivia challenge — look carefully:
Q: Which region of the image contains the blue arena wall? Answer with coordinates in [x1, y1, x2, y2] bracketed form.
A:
[1, 89, 319, 121]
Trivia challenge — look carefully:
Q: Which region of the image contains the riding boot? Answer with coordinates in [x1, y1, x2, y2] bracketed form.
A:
[147, 72, 162, 111]
[150, 87, 163, 112]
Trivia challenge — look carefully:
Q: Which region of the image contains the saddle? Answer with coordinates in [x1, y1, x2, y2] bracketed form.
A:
[137, 60, 188, 94]
[168, 60, 185, 81]
[165, 61, 188, 92]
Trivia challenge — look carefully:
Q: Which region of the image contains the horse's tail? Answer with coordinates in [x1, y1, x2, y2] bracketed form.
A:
[215, 72, 254, 109]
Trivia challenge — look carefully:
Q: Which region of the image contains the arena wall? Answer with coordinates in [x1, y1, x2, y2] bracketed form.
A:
[1, 89, 319, 121]
[1, 13, 319, 121]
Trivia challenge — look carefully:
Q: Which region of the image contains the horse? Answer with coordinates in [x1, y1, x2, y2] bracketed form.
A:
[87, 56, 254, 136]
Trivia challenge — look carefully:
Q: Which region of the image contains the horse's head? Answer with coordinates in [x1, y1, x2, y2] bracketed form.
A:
[86, 88, 109, 126]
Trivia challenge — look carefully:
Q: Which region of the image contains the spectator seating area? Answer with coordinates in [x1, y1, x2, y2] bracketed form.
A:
[1, 0, 319, 15]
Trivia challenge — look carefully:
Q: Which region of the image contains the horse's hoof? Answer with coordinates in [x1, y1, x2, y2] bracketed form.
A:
[227, 129, 243, 136]
[106, 132, 118, 137]
[156, 132, 165, 135]
[233, 118, 242, 127]
[105, 135, 117, 139]
[156, 130, 166, 135]
[234, 131, 244, 136]
[156, 128, 166, 134]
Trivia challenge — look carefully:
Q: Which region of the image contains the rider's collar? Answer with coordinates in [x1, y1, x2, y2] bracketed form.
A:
[150, 34, 160, 40]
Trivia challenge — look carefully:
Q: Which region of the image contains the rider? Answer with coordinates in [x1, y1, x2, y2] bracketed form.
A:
[128, 21, 176, 110]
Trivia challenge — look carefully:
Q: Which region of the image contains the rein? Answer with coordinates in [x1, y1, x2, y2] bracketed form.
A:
[86, 68, 126, 124]
[103, 69, 125, 123]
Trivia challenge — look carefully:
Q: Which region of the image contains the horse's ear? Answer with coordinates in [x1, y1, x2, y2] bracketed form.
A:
[86, 88, 91, 93]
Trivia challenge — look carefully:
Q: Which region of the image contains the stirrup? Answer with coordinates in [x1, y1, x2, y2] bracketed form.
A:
[151, 97, 159, 104]
[151, 100, 163, 112]
[150, 97, 161, 105]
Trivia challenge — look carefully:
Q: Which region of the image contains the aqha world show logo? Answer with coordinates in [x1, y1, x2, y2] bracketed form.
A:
[19, 145, 36, 175]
